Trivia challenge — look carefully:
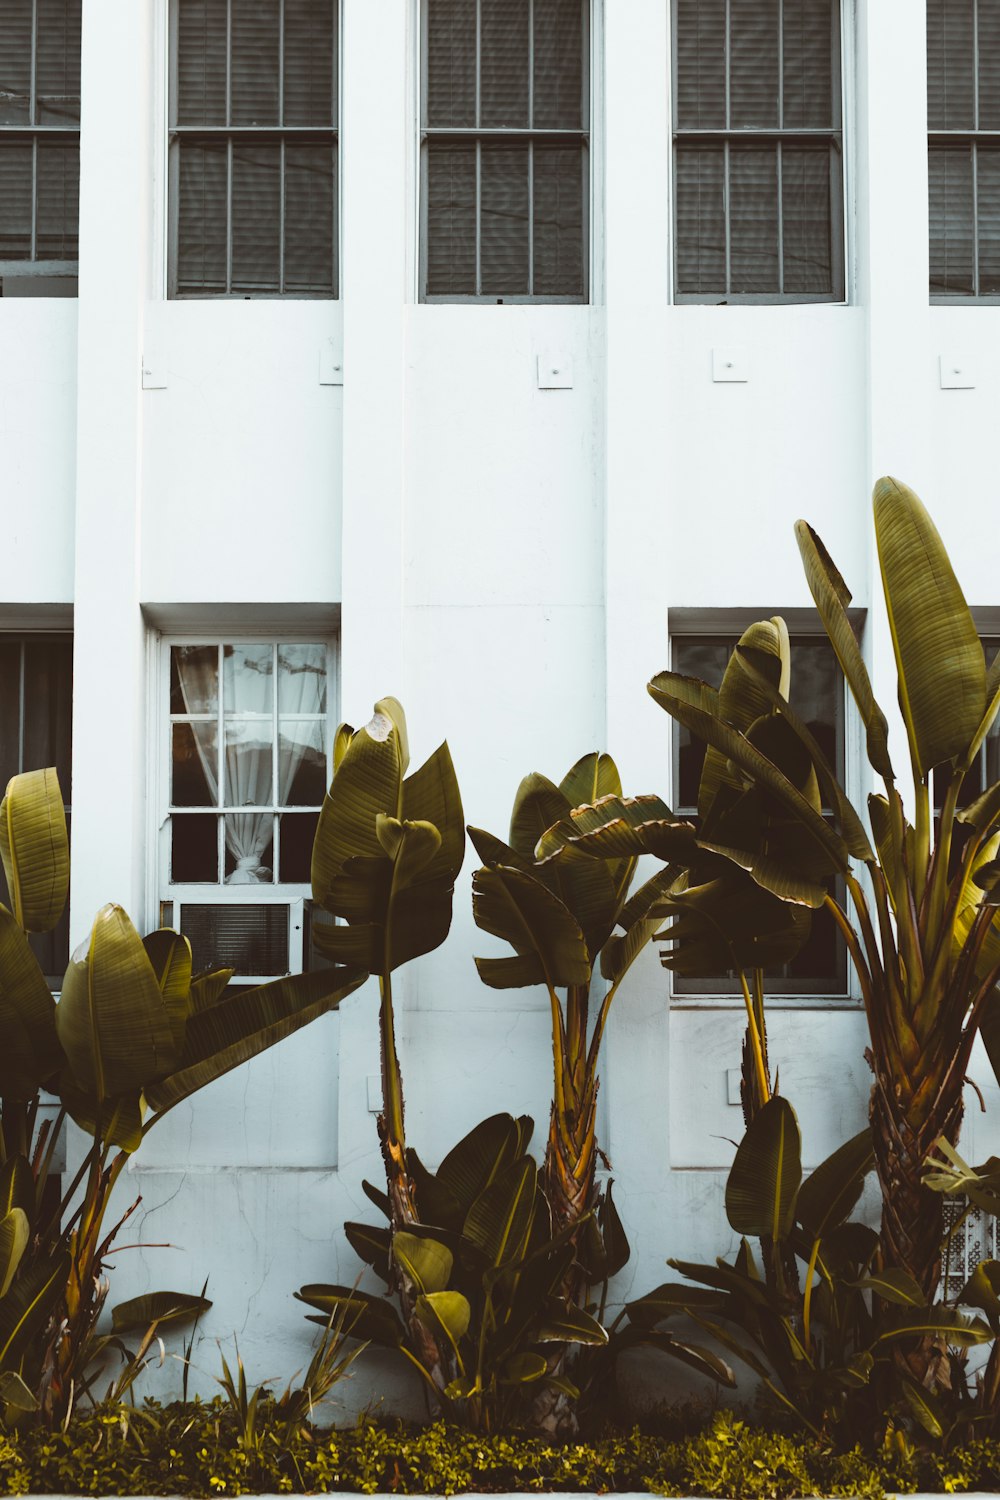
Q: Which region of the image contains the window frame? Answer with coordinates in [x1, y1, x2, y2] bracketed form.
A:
[670, 0, 848, 306]
[418, 0, 593, 305]
[166, 0, 341, 300]
[667, 607, 863, 1007]
[155, 631, 337, 984]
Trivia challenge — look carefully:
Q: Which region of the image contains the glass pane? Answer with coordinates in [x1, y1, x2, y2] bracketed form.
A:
[35, 0, 81, 124]
[231, 0, 280, 126]
[0, 142, 33, 260]
[929, 145, 974, 295]
[788, 638, 842, 790]
[782, 146, 834, 295]
[231, 141, 281, 292]
[176, 139, 228, 293]
[177, 0, 227, 125]
[279, 721, 326, 805]
[0, 641, 21, 789]
[785, 898, 839, 983]
[730, 146, 779, 293]
[426, 0, 476, 127]
[675, 145, 725, 295]
[978, 146, 1000, 295]
[223, 722, 273, 806]
[672, 640, 729, 810]
[426, 141, 476, 294]
[533, 142, 584, 298]
[283, 0, 335, 126]
[534, 0, 584, 130]
[481, 0, 530, 128]
[223, 644, 273, 714]
[35, 140, 79, 260]
[22, 638, 73, 792]
[224, 813, 273, 883]
[171, 813, 219, 882]
[172, 721, 218, 806]
[0, 0, 32, 125]
[927, 0, 975, 131]
[480, 141, 529, 295]
[980, 1, 1000, 130]
[279, 812, 318, 882]
[675, 0, 726, 130]
[180, 902, 288, 975]
[783, 0, 835, 129]
[171, 644, 218, 713]
[730, 0, 779, 128]
[284, 141, 335, 294]
[277, 644, 327, 714]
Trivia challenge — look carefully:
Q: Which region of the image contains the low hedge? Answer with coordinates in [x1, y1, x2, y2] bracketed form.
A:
[8, 1404, 1000, 1498]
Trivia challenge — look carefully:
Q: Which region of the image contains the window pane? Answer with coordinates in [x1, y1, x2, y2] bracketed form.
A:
[480, 141, 529, 294]
[176, 140, 228, 292]
[0, 641, 21, 789]
[172, 645, 219, 713]
[783, 0, 835, 129]
[672, 640, 729, 810]
[675, 0, 726, 130]
[980, 2, 1000, 130]
[927, 0, 975, 131]
[283, 0, 335, 126]
[534, 0, 584, 130]
[231, 141, 280, 291]
[730, 0, 779, 129]
[180, 902, 288, 975]
[172, 814, 219, 883]
[35, 140, 79, 260]
[231, 0, 280, 126]
[284, 140, 335, 294]
[279, 722, 326, 805]
[224, 813, 273, 883]
[978, 146, 1000, 294]
[929, 144, 975, 295]
[223, 722, 273, 806]
[279, 812, 318, 882]
[35, 0, 81, 125]
[278, 644, 327, 714]
[481, 0, 530, 128]
[0, 142, 33, 259]
[0, 0, 32, 125]
[223, 644, 273, 714]
[426, 0, 476, 127]
[782, 146, 834, 295]
[177, 0, 227, 125]
[788, 638, 841, 787]
[22, 638, 73, 791]
[172, 722, 218, 806]
[675, 145, 726, 295]
[730, 146, 779, 293]
[426, 141, 476, 294]
[533, 142, 584, 297]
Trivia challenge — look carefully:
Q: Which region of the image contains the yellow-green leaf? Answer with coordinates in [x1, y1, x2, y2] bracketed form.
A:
[0, 768, 69, 933]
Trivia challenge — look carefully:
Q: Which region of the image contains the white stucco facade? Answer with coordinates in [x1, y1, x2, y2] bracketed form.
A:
[2, 0, 996, 1410]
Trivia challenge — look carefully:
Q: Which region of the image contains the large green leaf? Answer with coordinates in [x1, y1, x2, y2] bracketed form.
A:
[311, 699, 407, 906]
[959, 1259, 1000, 1328]
[509, 774, 572, 861]
[0, 1252, 68, 1369]
[852, 1269, 924, 1306]
[0, 768, 69, 933]
[463, 1155, 538, 1269]
[142, 930, 194, 1054]
[436, 1114, 526, 1213]
[874, 477, 985, 775]
[415, 1290, 471, 1346]
[874, 1306, 991, 1347]
[111, 1291, 212, 1334]
[471, 864, 592, 988]
[613, 1325, 736, 1387]
[296, 1284, 404, 1347]
[559, 753, 623, 809]
[657, 875, 811, 978]
[699, 620, 786, 821]
[725, 1096, 802, 1242]
[144, 965, 366, 1115]
[537, 795, 696, 865]
[58, 1077, 143, 1151]
[393, 1231, 453, 1294]
[796, 1128, 874, 1240]
[795, 521, 893, 780]
[0, 1156, 33, 1221]
[0, 1209, 29, 1297]
[56, 905, 176, 1102]
[400, 742, 465, 885]
[625, 1282, 727, 1328]
[536, 1300, 608, 1346]
[0, 905, 63, 1097]
[344, 1222, 391, 1281]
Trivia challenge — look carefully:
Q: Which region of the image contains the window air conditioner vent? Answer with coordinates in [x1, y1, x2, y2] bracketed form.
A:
[179, 903, 290, 978]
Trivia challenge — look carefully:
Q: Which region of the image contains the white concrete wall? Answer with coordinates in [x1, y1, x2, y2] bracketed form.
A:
[6, 0, 1000, 1411]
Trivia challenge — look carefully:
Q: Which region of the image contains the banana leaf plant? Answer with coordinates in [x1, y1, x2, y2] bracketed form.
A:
[0, 766, 368, 1422]
[298, 1112, 634, 1432]
[639, 478, 1000, 1389]
[308, 698, 464, 1226]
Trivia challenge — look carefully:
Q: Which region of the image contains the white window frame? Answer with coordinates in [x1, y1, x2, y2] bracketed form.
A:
[153, 630, 337, 985]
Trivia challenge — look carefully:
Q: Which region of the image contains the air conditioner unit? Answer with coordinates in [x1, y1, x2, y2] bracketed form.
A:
[159, 897, 310, 984]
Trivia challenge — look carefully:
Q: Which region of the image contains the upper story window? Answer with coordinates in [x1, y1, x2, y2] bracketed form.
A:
[928, 0, 1000, 299]
[169, 0, 338, 298]
[673, 0, 845, 303]
[0, 0, 80, 297]
[421, 0, 590, 303]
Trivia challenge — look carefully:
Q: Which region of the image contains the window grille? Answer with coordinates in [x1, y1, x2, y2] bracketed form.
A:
[928, 0, 1000, 298]
[421, 0, 590, 302]
[0, 0, 80, 294]
[942, 1197, 998, 1304]
[169, 0, 338, 297]
[673, 0, 844, 302]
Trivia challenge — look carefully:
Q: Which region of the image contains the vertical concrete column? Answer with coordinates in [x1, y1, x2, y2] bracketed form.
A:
[601, 0, 674, 1263]
[70, 1, 155, 943]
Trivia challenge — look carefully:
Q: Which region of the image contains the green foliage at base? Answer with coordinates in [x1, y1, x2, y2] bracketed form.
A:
[10, 1403, 1000, 1498]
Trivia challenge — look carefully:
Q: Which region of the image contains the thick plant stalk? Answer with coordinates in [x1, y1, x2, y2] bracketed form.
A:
[377, 970, 418, 1229]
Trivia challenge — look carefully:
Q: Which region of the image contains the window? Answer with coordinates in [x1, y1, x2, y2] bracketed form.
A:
[671, 616, 847, 997]
[160, 639, 333, 979]
[0, 0, 81, 297]
[933, 629, 1000, 809]
[421, 0, 590, 302]
[928, 0, 1000, 299]
[672, 0, 844, 303]
[0, 634, 72, 983]
[169, 0, 338, 298]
